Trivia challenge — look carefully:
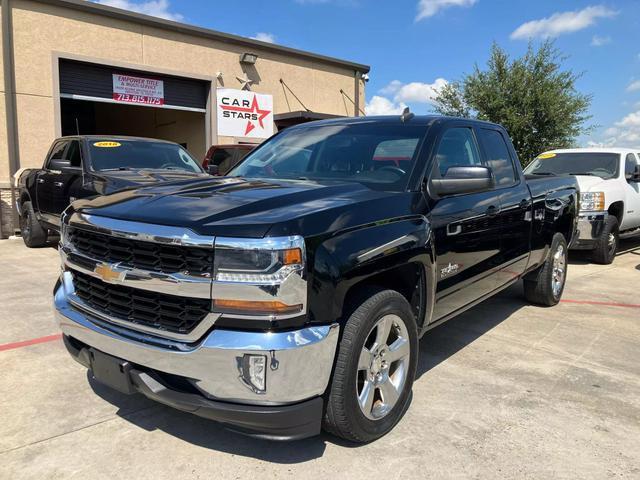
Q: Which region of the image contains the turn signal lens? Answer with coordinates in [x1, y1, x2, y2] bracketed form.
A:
[213, 299, 303, 315]
[283, 247, 302, 265]
[580, 192, 605, 212]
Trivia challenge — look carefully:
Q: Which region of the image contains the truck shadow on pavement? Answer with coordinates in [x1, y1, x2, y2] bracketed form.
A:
[88, 283, 529, 462]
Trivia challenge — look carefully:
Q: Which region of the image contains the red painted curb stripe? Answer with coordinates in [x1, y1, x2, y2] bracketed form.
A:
[0, 333, 62, 352]
[561, 299, 640, 309]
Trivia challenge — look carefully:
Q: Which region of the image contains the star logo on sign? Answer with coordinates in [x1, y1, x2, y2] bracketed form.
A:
[220, 94, 272, 136]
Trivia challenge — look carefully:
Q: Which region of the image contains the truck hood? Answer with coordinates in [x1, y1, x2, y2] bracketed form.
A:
[573, 175, 611, 192]
[72, 177, 411, 238]
[90, 169, 209, 195]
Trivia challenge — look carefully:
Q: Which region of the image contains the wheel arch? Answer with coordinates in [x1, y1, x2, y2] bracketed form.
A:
[608, 201, 624, 226]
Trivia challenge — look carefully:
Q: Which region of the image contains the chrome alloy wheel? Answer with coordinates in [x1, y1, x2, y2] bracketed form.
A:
[356, 314, 411, 420]
[551, 244, 566, 298]
[607, 232, 617, 256]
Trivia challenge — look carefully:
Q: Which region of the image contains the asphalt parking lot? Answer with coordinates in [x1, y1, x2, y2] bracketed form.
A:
[1, 237, 639, 479]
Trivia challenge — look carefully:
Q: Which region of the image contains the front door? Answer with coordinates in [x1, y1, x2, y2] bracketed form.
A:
[429, 126, 503, 321]
[51, 140, 83, 217]
[36, 140, 68, 225]
[476, 127, 532, 285]
[623, 153, 640, 229]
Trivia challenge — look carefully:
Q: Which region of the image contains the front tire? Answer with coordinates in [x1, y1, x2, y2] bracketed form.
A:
[323, 288, 418, 443]
[20, 201, 47, 248]
[524, 233, 567, 306]
[591, 216, 618, 265]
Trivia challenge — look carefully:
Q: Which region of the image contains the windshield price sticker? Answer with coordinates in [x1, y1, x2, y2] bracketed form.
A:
[537, 152, 556, 159]
[93, 141, 121, 148]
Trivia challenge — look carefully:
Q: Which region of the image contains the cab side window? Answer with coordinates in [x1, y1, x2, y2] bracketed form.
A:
[478, 129, 517, 187]
[46, 141, 68, 169]
[65, 140, 82, 168]
[625, 153, 637, 177]
[434, 127, 483, 177]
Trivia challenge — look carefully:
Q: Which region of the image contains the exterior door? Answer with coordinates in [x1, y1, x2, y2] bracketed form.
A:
[36, 140, 68, 222]
[476, 127, 532, 285]
[623, 153, 640, 229]
[429, 126, 503, 321]
[51, 140, 84, 216]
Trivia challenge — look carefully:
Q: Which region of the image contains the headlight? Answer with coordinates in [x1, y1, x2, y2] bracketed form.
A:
[212, 236, 306, 318]
[580, 192, 605, 212]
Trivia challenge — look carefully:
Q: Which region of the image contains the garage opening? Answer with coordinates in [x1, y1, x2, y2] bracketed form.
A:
[58, 60, 210, 160]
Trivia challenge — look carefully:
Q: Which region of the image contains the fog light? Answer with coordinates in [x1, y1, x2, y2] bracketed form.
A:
[241, 354, 267, 393]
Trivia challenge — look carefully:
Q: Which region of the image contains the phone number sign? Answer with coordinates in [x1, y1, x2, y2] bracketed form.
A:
[112, 74, 164, 106]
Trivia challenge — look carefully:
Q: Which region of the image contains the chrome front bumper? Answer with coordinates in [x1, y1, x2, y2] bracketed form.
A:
[55, 272, 339, 406]
[571, 212, 608, 249]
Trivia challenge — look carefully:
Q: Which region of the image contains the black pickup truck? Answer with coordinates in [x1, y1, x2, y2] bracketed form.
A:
[16, 136, 207, 247]
[54, 116, 578, 442]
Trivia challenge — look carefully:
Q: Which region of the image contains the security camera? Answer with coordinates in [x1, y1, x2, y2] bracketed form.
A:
[361, 73, 370, 82]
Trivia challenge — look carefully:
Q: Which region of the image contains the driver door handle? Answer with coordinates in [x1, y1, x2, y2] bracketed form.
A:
[37, 178, 45, 184]
[54, 181, 64, 187]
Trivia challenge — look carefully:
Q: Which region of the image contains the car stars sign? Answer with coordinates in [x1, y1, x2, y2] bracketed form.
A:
[216, 88, 273, 138]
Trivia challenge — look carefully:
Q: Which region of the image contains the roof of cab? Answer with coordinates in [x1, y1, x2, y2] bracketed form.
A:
[286, 115, 505, 129]
[540, 147, 639, 155]
[58, 135, 178, 144]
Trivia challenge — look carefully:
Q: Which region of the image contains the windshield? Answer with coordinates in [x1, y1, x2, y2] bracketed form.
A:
[87, 139, 203, 173]
[525, 152, 620, 179]
[227, 124, 425, 191]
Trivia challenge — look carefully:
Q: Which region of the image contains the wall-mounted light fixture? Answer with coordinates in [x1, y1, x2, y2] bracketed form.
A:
[239, 52, 258, 65]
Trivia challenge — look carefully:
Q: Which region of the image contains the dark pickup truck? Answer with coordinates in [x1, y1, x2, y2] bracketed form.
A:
[54, 116, 578, 442]
[16, 136, 207, 247]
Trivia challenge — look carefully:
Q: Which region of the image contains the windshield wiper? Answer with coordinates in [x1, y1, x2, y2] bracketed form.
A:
[99, 167, 131, 171]
[569, 172, 596, 176]
[528, 171, 556, 176]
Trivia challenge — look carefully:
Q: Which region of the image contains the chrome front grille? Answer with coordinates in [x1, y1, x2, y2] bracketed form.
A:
[68, 227, 213, 276]
[72, 271, 211, 334]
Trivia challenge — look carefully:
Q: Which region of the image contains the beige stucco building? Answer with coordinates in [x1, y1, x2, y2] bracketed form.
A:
[0, 0, 369, 237]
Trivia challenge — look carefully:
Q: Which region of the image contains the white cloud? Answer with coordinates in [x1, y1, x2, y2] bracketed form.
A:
[510, 5, 617, 40]
[591, 35, 611, 46]
[94, 0, 183, 21]
[627, 80, 640, 92]
[593, 110, 640, 148]
[251, 32, 276, 43]
[365, 96, 408, 116]
[366, 79, 448, 116]
[416, 0, 477, 21]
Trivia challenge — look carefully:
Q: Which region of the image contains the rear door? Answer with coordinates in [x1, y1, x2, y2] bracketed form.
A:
[476, 127, 532, 285]
[429, 126, 503, 321]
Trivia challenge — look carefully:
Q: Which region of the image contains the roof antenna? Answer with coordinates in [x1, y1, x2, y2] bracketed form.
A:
[400, 107, 414, 123]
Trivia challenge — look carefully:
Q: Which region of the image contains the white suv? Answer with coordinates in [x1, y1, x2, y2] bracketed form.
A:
[525, 148, 640, 264]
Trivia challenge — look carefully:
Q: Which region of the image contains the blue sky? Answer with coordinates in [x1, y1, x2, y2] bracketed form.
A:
[96, 0, 640, 147]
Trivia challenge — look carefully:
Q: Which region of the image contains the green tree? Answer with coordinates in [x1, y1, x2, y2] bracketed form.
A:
[433, 41, 593, 166]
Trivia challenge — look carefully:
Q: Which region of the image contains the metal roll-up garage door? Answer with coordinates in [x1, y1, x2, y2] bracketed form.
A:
[59, 59, 209, 111]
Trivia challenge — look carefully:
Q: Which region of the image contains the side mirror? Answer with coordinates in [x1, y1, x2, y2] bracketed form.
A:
[49, 159, 71, 171]
[431, 166, 494, 196]
[626, 165, 640, 182]
[208, 164, 219, 176]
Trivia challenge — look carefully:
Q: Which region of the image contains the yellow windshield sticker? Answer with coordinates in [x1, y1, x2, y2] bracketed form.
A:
[537, 152, 556, 159]
[93, 141, 121, 148]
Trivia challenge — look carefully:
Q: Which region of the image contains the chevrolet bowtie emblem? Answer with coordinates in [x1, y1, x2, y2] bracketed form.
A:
[94, 263, 122, 282]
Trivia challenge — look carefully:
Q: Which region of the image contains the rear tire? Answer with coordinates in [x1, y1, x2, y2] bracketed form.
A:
[20, 201, 47, 248]
[323, 288, 418, 443]
[591, 216, 618, 265]
[524, 233, 567, 306]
